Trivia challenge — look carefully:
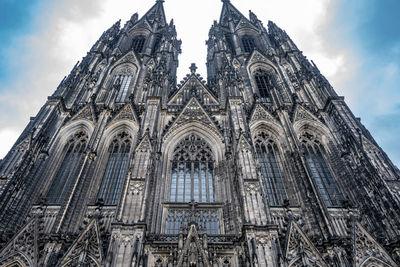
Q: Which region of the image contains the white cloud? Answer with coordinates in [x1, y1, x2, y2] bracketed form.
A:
[0, 0, 352, 158]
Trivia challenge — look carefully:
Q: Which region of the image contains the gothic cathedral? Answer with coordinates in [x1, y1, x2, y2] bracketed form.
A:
[0, 1, 399, 266]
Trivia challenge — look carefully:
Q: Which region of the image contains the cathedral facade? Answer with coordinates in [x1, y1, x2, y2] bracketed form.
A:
[0, 0, 399, 266]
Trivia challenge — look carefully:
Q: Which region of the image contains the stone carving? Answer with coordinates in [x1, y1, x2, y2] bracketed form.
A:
[285, 222, 328, 267]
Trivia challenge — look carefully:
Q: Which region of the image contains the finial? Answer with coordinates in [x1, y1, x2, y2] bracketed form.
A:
[189, 63, 198, 74]
[222, 0, 230, 3]
[156, 0, 165, 3]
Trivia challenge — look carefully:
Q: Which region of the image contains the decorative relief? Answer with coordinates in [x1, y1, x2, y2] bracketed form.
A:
[164, 98, 223, 141]
[250, 104, 276, 124]
[129, 180, 145, 194]
[244, 182, 261, 194]
[354, 223, 396, 267]
[285, 222, 328, 267]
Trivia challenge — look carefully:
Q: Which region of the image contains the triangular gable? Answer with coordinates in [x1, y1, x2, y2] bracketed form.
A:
[60, 219, 103, 266]
[140, 1, 167, 28]
[285, 221, 328, 267]
[164, 98, 223, 141]
[235, 17, 259, 32]
[293, 105, 320, 123]
[69, 105, 94, 123]
[250, 104, 277, 125]
[112, 51, 140, 69]
[136, 135, 152, 153]
[354, 222, 397, 267]
[108, 103, 138, 125]
[168, 74, 218, 105]
[177, 224, 210, 267]
[0, 218, 38, 266]
[247, 50, 275, 69]
[220, 0, 249, 27]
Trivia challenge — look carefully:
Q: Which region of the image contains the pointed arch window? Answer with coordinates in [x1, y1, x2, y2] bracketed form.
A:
[254, 131, 287, 206]
[301, 134, 343, 207]
[46, 131, 88, 205]
[98, 131, 132, 205]
[170, 134, 215, 203]
[242, 36, 255, 53]
[254, 69, 273, 102]
[132, 36, 146, 53]
[115, 75, 132, 102]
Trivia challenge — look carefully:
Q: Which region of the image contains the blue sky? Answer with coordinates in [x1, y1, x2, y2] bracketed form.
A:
[0, 0, 399, 167]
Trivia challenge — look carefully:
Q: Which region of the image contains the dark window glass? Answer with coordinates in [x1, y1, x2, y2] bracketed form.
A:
[254, 70, 273, 102]
[242, 36, 255, 53]
[98, 132, 132, 205]
[254, 132, 287, 206]
[132, 36, 146, 53]
[46, 132, 88, 205]
[303, 143, 343, 207]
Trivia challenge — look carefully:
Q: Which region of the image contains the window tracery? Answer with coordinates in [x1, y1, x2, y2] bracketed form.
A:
[97, 131, 132, 205]
[254, 131, 287, 206]
[169, 134, 215, 203]
[46, 131, 88, 205]
[242, 36, 255, 53]
[132, 36, 146, 53]
[300, 132, 343, 207]
[114, 67, 135, 102]
[254, 69, 274, 102]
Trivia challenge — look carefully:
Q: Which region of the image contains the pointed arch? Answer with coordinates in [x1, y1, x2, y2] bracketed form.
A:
[162, 123, 224, 164]
[169, 133, 215, 203]
[299, 129, 344, 208]
[90, 121, 139, 204]
[46, 130, 89, 204]
[251, 125, 288, 206]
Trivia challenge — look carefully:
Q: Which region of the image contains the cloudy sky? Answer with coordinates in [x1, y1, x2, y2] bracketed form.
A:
[0, 0, 399, 166]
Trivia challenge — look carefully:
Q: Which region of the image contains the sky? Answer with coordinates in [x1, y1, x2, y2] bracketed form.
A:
[0, 0, 399, 166]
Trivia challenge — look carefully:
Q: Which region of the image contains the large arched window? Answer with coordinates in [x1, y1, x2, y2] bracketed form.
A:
[98, 131, 132, 205]
[254, 69, 273, 102]
[114, 67, 135, 103]
[301, 133, 343, 207]
[242, 35, 255, 53]
[46, 131, 88, 205]
[132, 36, 146, 53]
[170, 134, 215, 203]
[254, 131, 287, 206]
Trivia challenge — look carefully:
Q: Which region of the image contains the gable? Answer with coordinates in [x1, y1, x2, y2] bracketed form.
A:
[68, 105, 94, 124]
[250, 104, 277, 126]
[108, 103, 138, 126]
[60, 219, 103, 266]
[0, 218, 38, 266]
[354, 223, 396, 267]
[163, 98, 223, 141]
[285, 222, 327, 266]
[177, 225, 210, 267]
[293, 105, 320, 123]
[168, 74, 218, 106]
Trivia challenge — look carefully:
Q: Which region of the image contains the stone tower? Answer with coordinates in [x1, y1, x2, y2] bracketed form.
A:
[0, 0, 399, 266]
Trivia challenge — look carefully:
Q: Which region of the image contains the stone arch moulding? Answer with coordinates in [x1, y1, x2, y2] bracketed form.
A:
[1, 255, 31, 267]
[162, 123, 225, 164]
[293, 119, 334, 150]
[250, 122, 288, 156]
[247, 51, 281, 78]
[88, 121, 138, 199]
